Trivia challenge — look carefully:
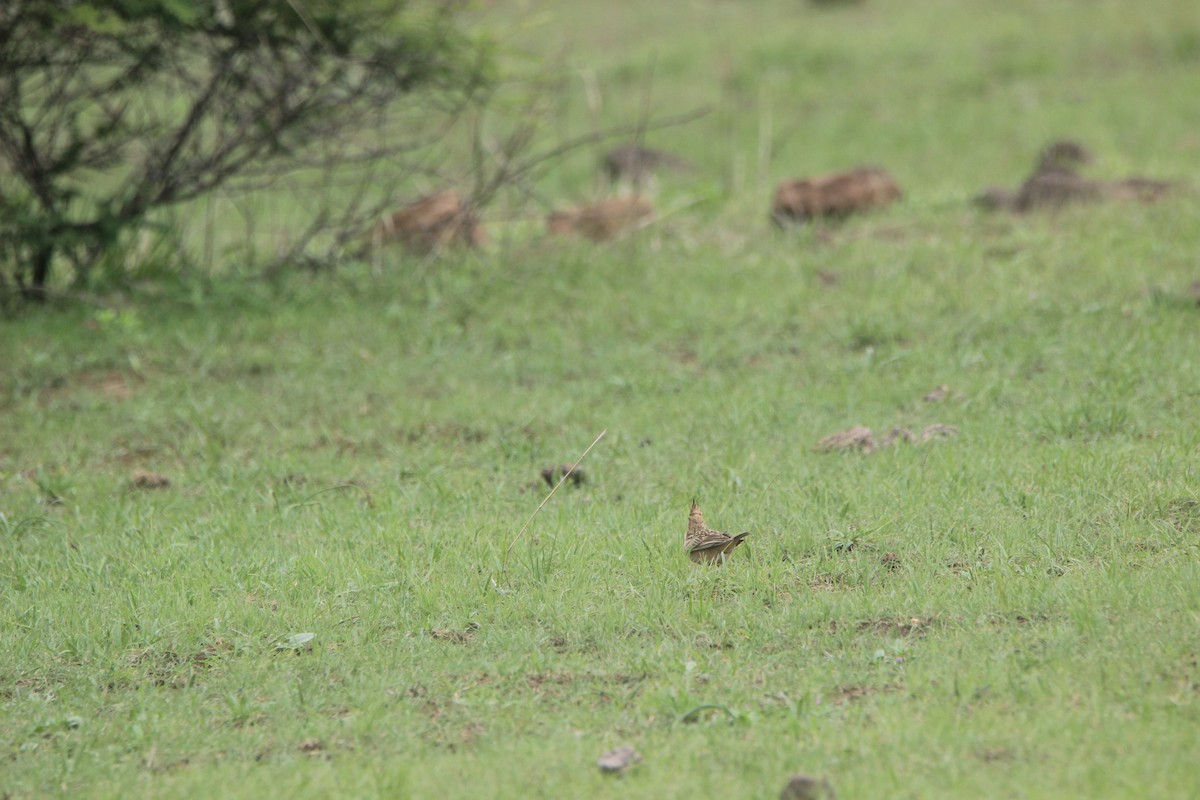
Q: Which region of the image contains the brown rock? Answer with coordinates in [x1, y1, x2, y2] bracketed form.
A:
[772, 167, 901, 225]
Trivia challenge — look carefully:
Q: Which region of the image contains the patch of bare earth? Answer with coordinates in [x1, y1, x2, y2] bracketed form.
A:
[427, 623, 479, 644]
[977, 746, 1015, 763]
[807, 574, 850, 592]
[815, 426, 876, 454]
[829, 682, 902, 705]
[1165, 498, 1200, 532]
[983, 612, 1050, 628]
[857, 617, 933, 637]
[815, 423, 958, 454]
[525, 671, 646, 703]
[298, 738, 330, 760]
[922, 384, 949, 403]
[141, 747, 191, 773]
[826, 616, 934, 637]
[39, 368, 140, 406]
[130, 470, 171, 489]
[127, 640, 232, 689]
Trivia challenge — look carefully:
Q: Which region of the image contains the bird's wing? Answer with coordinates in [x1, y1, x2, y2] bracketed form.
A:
[688, 530, 736, 552]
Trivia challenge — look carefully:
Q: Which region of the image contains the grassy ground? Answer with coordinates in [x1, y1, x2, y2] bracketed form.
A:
[4, 0, 1200, 797]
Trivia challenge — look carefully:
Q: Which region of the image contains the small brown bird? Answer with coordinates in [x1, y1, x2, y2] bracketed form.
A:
[546, 197, 654, 242]
[685, 499, 750, 565]
[364, 190, 487, 255]
[771, 166, 902, 226]
[975, 139, 1174, 212]
[601, 144, 694, 183]
[539, 463, 586, 488]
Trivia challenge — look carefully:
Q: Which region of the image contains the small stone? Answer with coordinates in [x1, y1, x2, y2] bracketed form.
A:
[597, 745, 641, 774]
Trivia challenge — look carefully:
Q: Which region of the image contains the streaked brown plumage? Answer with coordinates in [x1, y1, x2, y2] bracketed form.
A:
[547, 197, 654, 241]
[685, 499, 749, 565]
[771, 166, 902, 226]
[601, 145, 693, 183]
[365, 190, 486, 254]
[975, 140, 1175, 212]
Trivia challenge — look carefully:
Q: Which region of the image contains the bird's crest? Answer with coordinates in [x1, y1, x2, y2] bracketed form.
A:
[687, 499, 706, 536]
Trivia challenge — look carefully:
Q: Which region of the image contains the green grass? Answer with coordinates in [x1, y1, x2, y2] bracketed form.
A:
[4, 0, 1200, 797]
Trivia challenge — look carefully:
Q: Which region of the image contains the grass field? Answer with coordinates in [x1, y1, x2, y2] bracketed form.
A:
[4, 0, 1200, 797]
